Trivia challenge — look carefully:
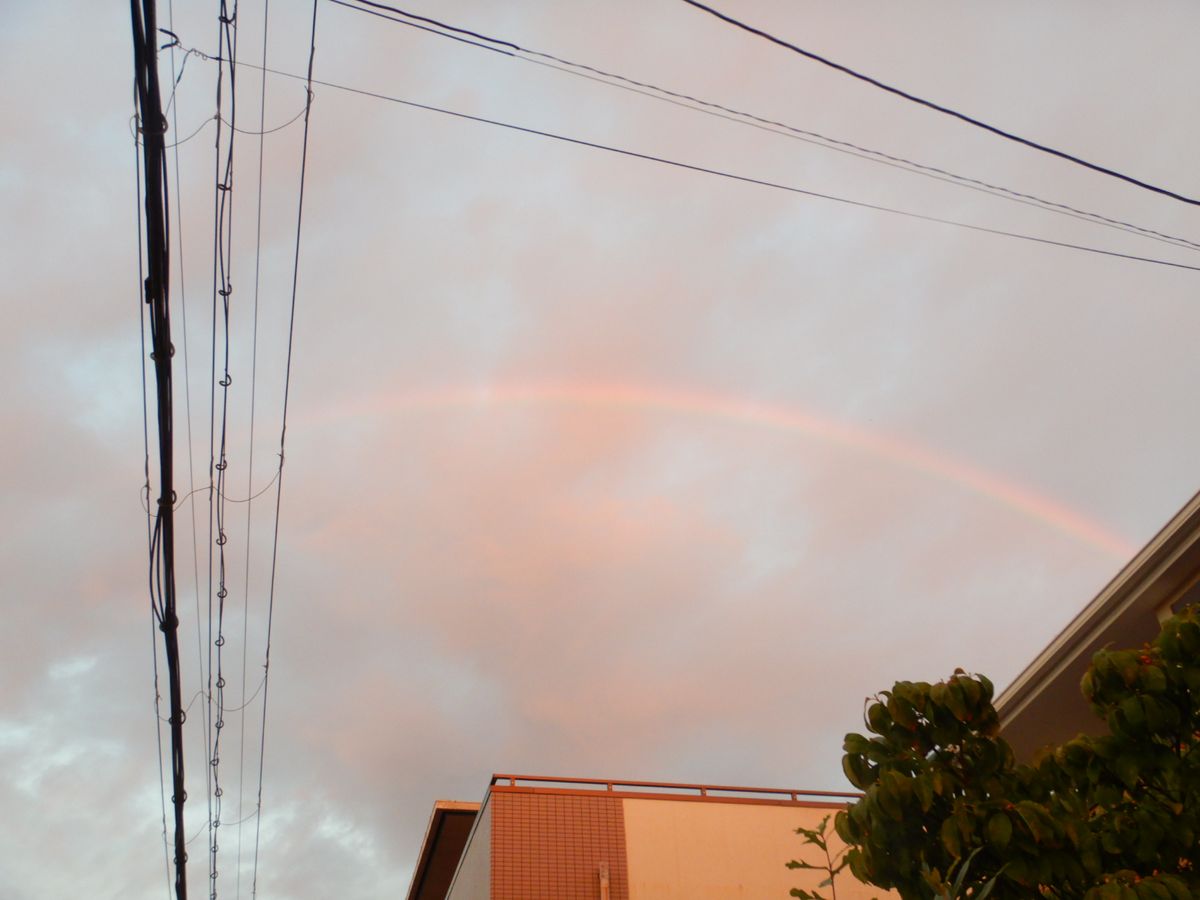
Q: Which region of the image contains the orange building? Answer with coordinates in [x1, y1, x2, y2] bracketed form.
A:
[410, 494, 1200, 899]
[407, 774, 880, 900]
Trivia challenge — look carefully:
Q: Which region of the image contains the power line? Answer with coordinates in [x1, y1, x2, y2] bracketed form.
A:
[215, 55, 1200, 275]
[251, 4, 320, 897]
[208, 4, 241, 898]
[132, 100, 309, 152]
[236, 2, 272, 897]
[677, 0, 1200, 208]
[133, 87, 174, 900]
[164, 2, 214, 873]
[328, 0, 1200, 254]
[141, 466, 283, 516]
[130, 0, 190, 896]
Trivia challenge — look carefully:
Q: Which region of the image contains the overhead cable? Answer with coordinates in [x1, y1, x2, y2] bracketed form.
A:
[214, 54, 1200, 275]
[237, 3, 273, 897]
[207, 4, 242, 897]
[164, 0, 213, 857]
[129, 0, 190, 896]
[251, 4, 320, 898]
[329, 0, 1200, 254]
[677, 0, 1200, 207]
[133, 92, 174, 900]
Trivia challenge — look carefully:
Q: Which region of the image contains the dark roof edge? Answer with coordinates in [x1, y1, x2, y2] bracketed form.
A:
[996, 489, 1200, 728]
[404, 800, 480, 900]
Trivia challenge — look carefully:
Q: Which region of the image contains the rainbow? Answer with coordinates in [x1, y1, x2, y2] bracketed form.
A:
[318, 381, 1135, 559]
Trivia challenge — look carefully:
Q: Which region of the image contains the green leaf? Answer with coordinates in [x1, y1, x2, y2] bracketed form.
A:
[1177, 621, 1200, 654]
[842, 753, 871, 791]
[1113, 753, 1139, 789]
[844, 732, 871, 756]
[959, 675, 982, 708]
[940, 816, 962, 859]
[866, 701, 890, 734]
[1140, 664, 1167, 693]
[930, 681, 949, 709]
[833, 810, 857, 845]
[944, 682, 969, 722]
[1116, 695, 1145, 733]
[986, 812, 1012, 850]
[888, 693, 917, 730]
[914, 775, 934, 812]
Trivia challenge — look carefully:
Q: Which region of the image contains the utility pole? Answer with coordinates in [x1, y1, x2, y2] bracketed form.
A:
[130, 2, 189, 898]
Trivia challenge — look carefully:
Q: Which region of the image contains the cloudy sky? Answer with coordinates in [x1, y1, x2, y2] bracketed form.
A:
[3, 1, 1200, 897]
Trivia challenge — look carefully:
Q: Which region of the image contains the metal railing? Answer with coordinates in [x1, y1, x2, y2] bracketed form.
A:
[490, 773, 860, 803]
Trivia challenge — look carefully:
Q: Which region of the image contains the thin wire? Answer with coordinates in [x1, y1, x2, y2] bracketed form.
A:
[164, 676, 266, 725]
[141, 467, 284, 515]
[188, 811, 261, 854]
[132, 113, 215, 150]
[236, 3, 271, 896]
[222, 99, 307, 136]
[252, 5, 319, 897]
[167, 117, 215, 149]
[208, 4, 243, 897]
[677, 0, 1200, 207]
[226, 57, 1200, 275]
[330, 0, 1200, 254]
[149, 103, 306, 152]
[204, 14, 223, 886]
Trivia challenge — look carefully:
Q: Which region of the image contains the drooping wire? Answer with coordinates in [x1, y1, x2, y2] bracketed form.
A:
[134, 83, 174, 900]
[222, 101, 307, 136]
[137, 96, 309, 153]
[162, 677, 266, 727]
[217, 56, 1200, 275]
[236, 3, 271, 897]
[677, 0, 1200, 207]
[330, 0, 1200, 255]
[208, 3, 241, 898]
[251, 4, 320, 897]
[141, 466, 283, 515]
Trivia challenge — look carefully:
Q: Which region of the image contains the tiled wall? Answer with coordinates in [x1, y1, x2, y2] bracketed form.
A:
[490, 790, 629, 900]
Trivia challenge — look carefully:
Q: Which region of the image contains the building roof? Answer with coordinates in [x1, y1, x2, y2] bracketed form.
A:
[407, 774, 863, 900]
[406, 801, 480, 900]
[996, 490, 1200, 758]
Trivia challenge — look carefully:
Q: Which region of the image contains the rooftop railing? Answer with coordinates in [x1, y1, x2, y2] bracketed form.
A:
[490, 773, 860, 804]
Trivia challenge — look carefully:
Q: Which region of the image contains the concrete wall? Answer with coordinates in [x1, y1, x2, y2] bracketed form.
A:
[446, 796, 492, 900]
[622, 798, 884, 899]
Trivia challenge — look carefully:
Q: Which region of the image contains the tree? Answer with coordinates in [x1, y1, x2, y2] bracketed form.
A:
[832, 605, 1200, 899]
[787, 813, 854, 900]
